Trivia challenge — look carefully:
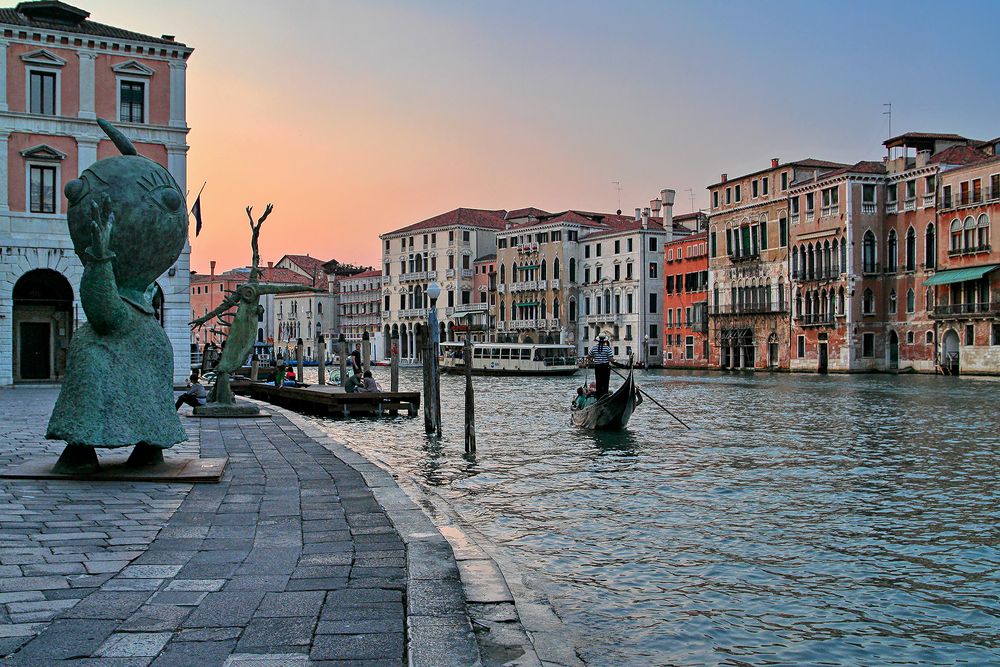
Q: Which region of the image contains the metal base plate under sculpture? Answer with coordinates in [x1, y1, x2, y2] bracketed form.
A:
[0, 450, 228, 484]
[190, 401, 263, 418]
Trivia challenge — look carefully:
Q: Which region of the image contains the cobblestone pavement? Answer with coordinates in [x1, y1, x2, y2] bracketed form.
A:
[0, 387, 410, 665]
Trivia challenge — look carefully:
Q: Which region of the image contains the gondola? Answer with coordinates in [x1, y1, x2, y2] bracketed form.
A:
[570, 365, 643, 430]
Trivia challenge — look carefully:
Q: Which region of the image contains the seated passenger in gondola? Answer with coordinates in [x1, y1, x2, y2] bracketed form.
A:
[574, 387, 587, 409]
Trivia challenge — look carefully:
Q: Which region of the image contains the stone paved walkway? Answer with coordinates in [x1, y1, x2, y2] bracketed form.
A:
[0, 387, 420, 666]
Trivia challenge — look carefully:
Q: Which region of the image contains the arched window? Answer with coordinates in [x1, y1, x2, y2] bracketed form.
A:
[905, 226, 916, 271]
[540, 258, 547, 281]
[977, 214, 990, 248]
[777, 278, 785, 311]
[604, 289, 611, 313]
[553, 297, 560, 320]
[540, 298, 547, 319]
[925, 223, 936, 269]
[840, 239, 847, 273]
[553, 257, 560, 280]
[827, 289, 835, 318]
[964, 216, 976, 249]
[831, 239, 839, 275]
[838, 287, 845, 315]
[862, 230, 877, 273]
[906, 288, 915, 313]
[925, 287, 934, 310]
[795, 289, 802, 318]
[823, 241, 832, 278]
[569, 258, 577, 282]
[791, 245, 799, 278]
[886, 229, 898, 272]
[863, 288, 874, 314]
[568, 298, 576, 322]
[499, 301, 505, 321]
[499, 263, 506, 284]
[888, 289, 897, 314]
[950, 218, 962, 250]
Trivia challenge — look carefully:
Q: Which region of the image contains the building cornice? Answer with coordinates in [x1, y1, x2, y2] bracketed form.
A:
[0, 27, 192, 62]
[885, 164, 937, 183]
[380, 223, 500, 240]
[0, 113, 189, 144]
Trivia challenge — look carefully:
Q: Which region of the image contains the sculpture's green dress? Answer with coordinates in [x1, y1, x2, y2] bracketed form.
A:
[46, 255, 185, 448]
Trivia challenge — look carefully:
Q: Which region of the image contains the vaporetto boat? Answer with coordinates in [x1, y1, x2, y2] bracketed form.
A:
[438, 342, 579, 376]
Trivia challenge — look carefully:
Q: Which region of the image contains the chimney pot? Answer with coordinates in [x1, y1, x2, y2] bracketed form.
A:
[634, 208, 641, 221]
[267, 261, 274, 269]
[210, 260, 216, 276]
[641, 208, 650, 229]
[771, 158, 779, 168]
[721, 173, 728, 183]
[650, 199, 661, 214]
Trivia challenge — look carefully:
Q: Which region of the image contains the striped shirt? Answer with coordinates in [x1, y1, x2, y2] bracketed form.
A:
[589, 343, 613, 365]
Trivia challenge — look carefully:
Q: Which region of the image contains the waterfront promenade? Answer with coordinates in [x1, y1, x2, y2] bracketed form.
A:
[0, 387, 480, 666]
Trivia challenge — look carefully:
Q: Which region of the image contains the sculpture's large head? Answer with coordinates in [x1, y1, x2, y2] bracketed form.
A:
[64, 119, 187, 312]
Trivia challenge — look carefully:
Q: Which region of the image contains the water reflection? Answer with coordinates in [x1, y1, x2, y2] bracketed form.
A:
[302, 367, 1000, 666]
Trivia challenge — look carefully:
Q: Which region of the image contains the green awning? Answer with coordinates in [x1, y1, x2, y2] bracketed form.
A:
[515, 301, 539, 307]
[517, 264, 540, 270]
[923, 264, 999, 286]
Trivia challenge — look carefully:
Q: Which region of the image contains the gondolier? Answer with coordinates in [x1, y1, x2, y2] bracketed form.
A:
[588, 334, 613, 397]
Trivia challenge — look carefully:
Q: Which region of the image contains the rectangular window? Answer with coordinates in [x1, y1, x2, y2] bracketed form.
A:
[649, 324, 657, 339]
[713, 191, 719, 208]
[797, 335, 805, 358]
[614, 264, 620, 281]
[648, 346, 657, 358]
[648, 262, 657, 279]
[384, 295, 390, 310]
[584, 267, 591, 283]
[965, 324, 974, 346]
[29, 70, 56, 115]
[779, 217, 787, 247]
[648, 237, 656, 252]
[710, 231, 717, 257]
[627, 238, 633, 252]
[991, 174, 1000, 199]
[596, 266, 602, 282]
[614, 240, 620, 254]
[862, 332, 875, 358]
[584, 245, 591, 259]
[862, 184, 876, 205]
[626, 324, 632, 340]
[760, 219, 768, 250]
[649, 293, 657, 314]
[685, 336, 694, 359]
[463, 254, 470, 269]
[726, 187, 732, 205]
[781, 172, 788, 190]
[463, 230, 470, 243]
[626, 263, 633, 280]
[596, 243, 602, 257]
[943, 184, 952, 207]
[762, 176, 769, 196]
[752, 180, 759, 198]
[667, 310, 673, 326]
[735, 184, 742, 202]
[29, 165, 56, 213]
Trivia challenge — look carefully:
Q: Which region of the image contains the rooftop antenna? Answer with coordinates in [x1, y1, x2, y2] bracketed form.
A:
[685, 188, 696, 213]
[611, 180, 622, 212]
[883, 102, 892, 139]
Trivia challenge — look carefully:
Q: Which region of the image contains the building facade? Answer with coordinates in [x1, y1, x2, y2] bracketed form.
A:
[379, 207, 502, 361]
[0, 1, 192, 385]
[708, 158, 844, 370]
[455, 253, 494, 341]
[663, 230, 709, 367]
[930, 149, 1000, 374]
[337, 269, 382, 360]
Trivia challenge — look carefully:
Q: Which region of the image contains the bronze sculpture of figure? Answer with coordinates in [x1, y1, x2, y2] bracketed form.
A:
[190, 204, 320, 415]
[46, 119, 187, 472]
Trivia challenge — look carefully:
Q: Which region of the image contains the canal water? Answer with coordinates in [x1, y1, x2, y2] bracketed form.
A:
[303, 367, 1000, 666]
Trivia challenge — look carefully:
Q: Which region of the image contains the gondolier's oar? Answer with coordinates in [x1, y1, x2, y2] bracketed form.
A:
[610, 367, 691, 430]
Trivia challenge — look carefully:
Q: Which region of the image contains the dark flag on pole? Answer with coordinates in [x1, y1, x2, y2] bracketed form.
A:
[192, 195, 203, 236]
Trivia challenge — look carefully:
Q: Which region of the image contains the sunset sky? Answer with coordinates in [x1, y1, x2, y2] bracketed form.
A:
[85, 0, 1000, 274]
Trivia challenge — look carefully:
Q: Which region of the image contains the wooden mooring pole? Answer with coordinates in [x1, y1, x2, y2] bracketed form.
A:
[464, 327, 476, 453]
[390, 331, 400, 392]
[422, 328, 434, 433]
[316, 334, 326, 385]
[362, 330, 371, 373]
[295, 338, 304, 383]
[338, 334, 348, 387]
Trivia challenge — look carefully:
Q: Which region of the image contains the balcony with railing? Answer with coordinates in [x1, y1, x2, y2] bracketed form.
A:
[400, 271, 431, 282]
[861, 202, 877, 214]
[947, 243, 992, 257]
[454, 302, 489, 314]
[709, 303, 788, 316]
[903, 198, 916, 212]
[550, 279, 560, 289]
[930, 302, 999, 319]
[399, 308, 426, 318]
[462, 269, 474, 278]
[861, 261, 880, 276]
[886, 202, 898, 214]
[730, 250, 761, 263]
[797, 313, 836, 326]
[940, 188, 999, 211]
[792, 267, 842, 282]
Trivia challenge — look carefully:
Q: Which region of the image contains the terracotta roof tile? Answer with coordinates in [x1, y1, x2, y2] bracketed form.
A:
[0, 2, 188, 46]
[928, 145, 992, 166]
[385, 208, 508, 235]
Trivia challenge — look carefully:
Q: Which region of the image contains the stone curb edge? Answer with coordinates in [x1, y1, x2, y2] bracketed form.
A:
[249, 402, 483, 667]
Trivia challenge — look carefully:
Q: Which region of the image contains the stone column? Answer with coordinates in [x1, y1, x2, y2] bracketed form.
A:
[166, 144, 188, 195]
[168, 61, 187, 128]
[0, 132, 9, 212]
[77, 50, 96, 120]
[77, 137, 98, 175]
[0, 41, 8, 112]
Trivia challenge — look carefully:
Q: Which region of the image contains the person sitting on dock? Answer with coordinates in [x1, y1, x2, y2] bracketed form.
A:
[175, 372, 208, 411]
[361, 370, 381, 393]
[345, 371, 363, 393]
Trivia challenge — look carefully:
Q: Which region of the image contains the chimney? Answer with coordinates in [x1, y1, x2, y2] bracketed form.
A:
[771, 158, 779, 168]
[720, 173, 728, 183]
[210, 260, 216, 276]
[634, 207, 641, 222]
[267, 261, 274, 269]
[641, 207, 650, 229]
[650, 199, 661, 217]
[661, 189, 676, 241]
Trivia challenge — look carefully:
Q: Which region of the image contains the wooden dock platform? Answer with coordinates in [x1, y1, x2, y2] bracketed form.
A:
[231, 381, 420, 417]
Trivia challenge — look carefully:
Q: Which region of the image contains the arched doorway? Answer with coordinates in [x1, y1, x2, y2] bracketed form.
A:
[383, 324, 392, 358]
[767, 333, 779, 369]
[942, 329, 960, 375]
[13, 269, 74, 382]
[887, 330, 899, 370]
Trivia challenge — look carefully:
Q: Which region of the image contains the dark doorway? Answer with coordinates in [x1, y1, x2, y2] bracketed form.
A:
[888, 331, 899, 370]
[818, 342, 828, 373]
[19, 322, 51, 379]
